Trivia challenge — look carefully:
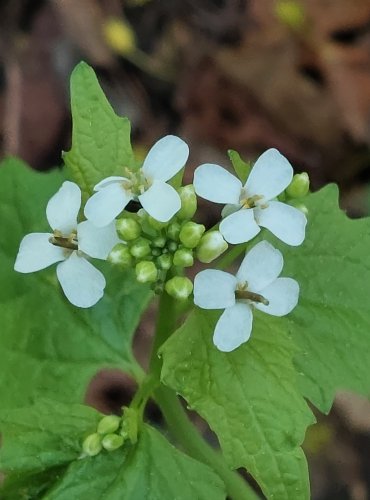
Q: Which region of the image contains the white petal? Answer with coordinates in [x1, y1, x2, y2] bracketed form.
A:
[56, 253, 105, 308]
[244, 149, 293, 201]
[213, 303, 253, 352]
[139, 181, 181, 222]
[219, 209, 260, 244]
[84, 182, 132, 227]
[14, 233, 66, 273]
[194, 269, 236, 309]
[221, 204, 240, 218]
[194, 164, 242, 204]
[77, 220, 120, 260]
[255, 201, 307, 246]
[236, 240, 283, 292]
[46, 181, 81, 234]
[141, 135, 189, 182]
[94, 176, 127, 191]
[255, 277, 299, 316]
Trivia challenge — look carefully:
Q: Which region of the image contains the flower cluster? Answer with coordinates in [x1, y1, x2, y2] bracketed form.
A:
[15, 135, 308, 351]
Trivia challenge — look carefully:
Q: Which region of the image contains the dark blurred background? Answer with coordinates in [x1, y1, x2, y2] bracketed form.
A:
[2, 1, 370, 498]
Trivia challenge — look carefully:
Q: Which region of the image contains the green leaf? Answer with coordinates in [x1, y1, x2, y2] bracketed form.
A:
[161, 309, 314, 500]
[228, 150, 251, 184]
[43, 425, 225, 500]
[0, 399, 101, 499]
[274, 185, 370, 412]
[0, 159, 151, 409]
[63, 62, 135, 201]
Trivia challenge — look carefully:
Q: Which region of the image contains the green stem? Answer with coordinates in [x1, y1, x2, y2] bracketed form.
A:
[156, 386, 258, 500]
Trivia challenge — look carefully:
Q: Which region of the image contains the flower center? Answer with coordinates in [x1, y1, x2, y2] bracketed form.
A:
[235, 282, 269, 306]
[49, 230, 78, 251]
[122, 168, 151, 197]
[239, 192, 266, 209]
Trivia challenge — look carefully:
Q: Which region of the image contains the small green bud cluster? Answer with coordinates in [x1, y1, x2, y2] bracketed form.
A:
[108, 185, 228, 299]
[278, 172, 310, 215]
[82, 409, 139, 457]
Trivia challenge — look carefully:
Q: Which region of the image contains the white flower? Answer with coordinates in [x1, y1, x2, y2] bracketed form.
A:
[14, 181, 120, 308]
[193, 148, 307, 246]
[193, 240, 299, 352]
[84, 135, 189, 226]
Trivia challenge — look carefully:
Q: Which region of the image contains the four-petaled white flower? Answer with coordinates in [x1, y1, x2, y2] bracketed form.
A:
[193, 148, 307, 246]
[193, 240, 299, 352]
[14, 181, 120, 308]
[84, 135, 189, 227]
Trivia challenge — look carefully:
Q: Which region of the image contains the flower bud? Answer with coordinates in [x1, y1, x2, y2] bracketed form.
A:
[173, 248, 194, 267]
[286, 172, 310, 199]
[167, 241, 178, 253]
[130, 238, 151, 258]
[152, 247, 162, 257]
[157, 254, 173, 270]
[82, 433, 102, 457]
[108, 243, 133, 268]
[101, 433, 125, 451]
[152, 236, 166, 248]
[97, 415, 121, 435]
[179, 222, 205, 249]
[116, 218, 141, 241]
[135, 261, 158, 283]
[165, 276, 193, 300]
[167, 222, 181, 241]
[177, 185, 197, 220]
[196, 231, 228, 263]
[147, 215, 168, 230]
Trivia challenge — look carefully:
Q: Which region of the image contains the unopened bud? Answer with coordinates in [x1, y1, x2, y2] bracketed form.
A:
[173, 248, 194, 267]
[286, 172, 310, 198]
[135, 261, 157, 283]
[147, 215, 168, 230]
[179, 222, 205, 249]
[108, 243, 133, 268]
[196, 231, 228, 263]
[167, 222, 181, 241]
[165, 276, 193, 300]
[116, 218, 141, 241]
[130, 238, 151, 258]
[177, 185, 197, 220]
[101, 433, 125, 451]
[82, 433, 102, 457]
[152, 236, 166, 248]
[167, 241, 178, 253]
[97, 415, 121, 435]
[157, 254, 172, 270]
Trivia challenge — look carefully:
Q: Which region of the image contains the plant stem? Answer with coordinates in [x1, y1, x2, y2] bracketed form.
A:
[155, 386, 258, 500]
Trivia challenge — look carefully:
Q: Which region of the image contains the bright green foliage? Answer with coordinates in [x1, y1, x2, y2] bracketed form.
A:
[275, 185, 370, 412]
[0, 159, 151, 409]
[43, 425, 225, 500]
[161, 309, 314, 500]
[228, 150, 251, 184]
[0, 399, 101, 495]
[63, 62, 135, 201]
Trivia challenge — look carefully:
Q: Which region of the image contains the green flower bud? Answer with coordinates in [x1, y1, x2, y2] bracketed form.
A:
[82, 433, 102, 457]
[116, 217, 141, 241]
[130, 238, 151, 259]
[167, 241, 178, 253]
[152, 236, 166, 248]
[151, 247, 162, 257]
[135, 261, 158, 283]
[165, 276, 193, 300]
[179, 222, 205, 249]
[177, 185, 197, 220]
[147, 215, 168, 230]
[156, 253, 172, 270]
[101, 433, 125, 451]
[108, 243, 133, 268]
[196, 231, 228, 263]
[286, 172, 310, 199]
[167, 222, 181, 241]
[97, 415, 121, 435]
[173, 248, 194, 267]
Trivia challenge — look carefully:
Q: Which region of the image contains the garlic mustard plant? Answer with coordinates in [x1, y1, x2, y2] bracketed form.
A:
[14, 181, 119, 307]
[194, 148, 307, 245]
[194, 241, 299, 352]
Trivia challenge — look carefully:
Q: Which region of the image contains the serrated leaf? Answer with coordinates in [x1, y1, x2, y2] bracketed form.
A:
[228, 150, 251, 184]
[64, 62, 135, 201]
[273, 185, 370, 412]
[0, 159, 151, 408]
[161, 309, 314, 500]
[44, 425, 225, 500]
